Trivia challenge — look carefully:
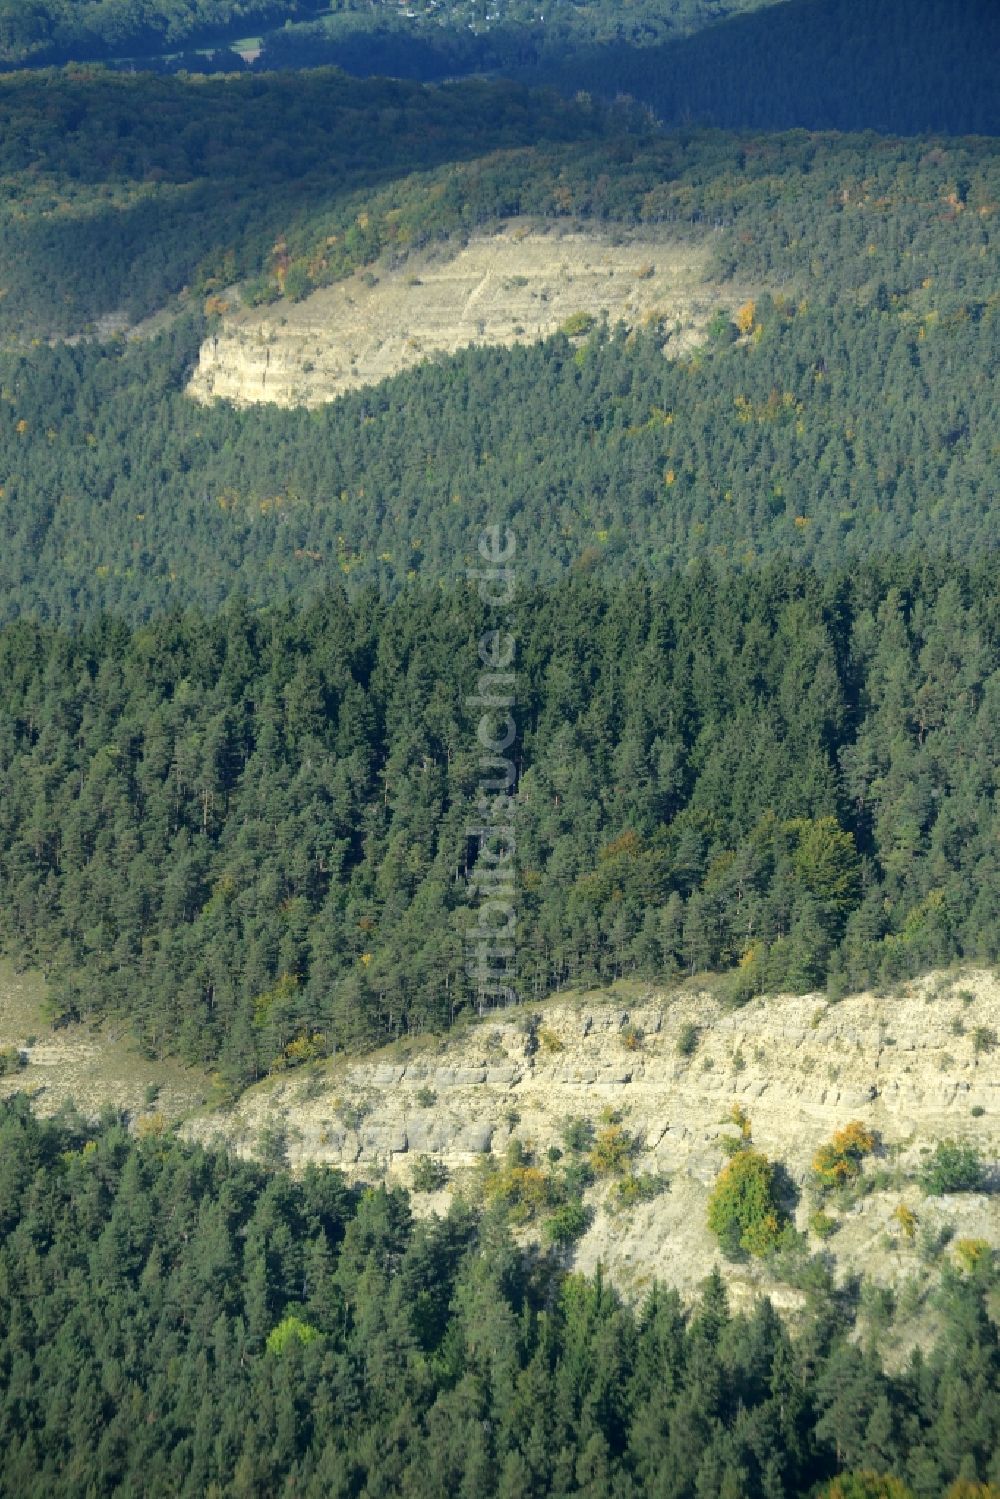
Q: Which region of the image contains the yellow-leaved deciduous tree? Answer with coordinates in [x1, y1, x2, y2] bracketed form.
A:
[483, 1162, 553, 1224]
[812, 1120, 877, 1192]
[707, 1147, 785, 1257]
[735, 299, 756, 336]
[953, 1238, 992, 1274]
[891, 1202, 917, 1241]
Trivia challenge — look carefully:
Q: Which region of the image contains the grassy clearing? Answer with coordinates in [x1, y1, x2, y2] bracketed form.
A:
[0, 958, 218, 1122]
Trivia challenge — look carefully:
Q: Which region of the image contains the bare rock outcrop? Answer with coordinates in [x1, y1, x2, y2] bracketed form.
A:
[191, 970, 1000, 1306]
[188, 225, 721, 409]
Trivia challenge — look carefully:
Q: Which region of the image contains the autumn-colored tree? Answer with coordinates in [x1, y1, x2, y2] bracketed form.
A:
[707, 1147, 785, 1256]
[812, 1121, 877, 1192]
[735, 299, 756, 336]
[891, 1202, 917, 1242]
[590, 1119, 637, 1176]
[953, 1239, 992, 1274]
[817, 1475, 914, 1499]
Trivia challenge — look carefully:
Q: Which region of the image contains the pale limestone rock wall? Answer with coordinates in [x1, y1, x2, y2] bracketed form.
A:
[191, 970, 1000, 1307]
[187, 226, 720, 409]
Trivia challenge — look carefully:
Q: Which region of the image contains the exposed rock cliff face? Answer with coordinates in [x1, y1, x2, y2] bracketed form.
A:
[191, 970, 1000, 1309]
[187, 226, 719, 408]
[5, 961, 997, 1312]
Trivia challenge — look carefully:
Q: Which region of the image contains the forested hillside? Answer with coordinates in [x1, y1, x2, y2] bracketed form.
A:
[251, 0, 1000, 141]
[0, 18, 994, 1087]
[0, 0, 327, 67]
[0, 69, 616, 338]
[0, 565, 995, 1080]
[0, 122, 996, 617]
[536, 0, 1000, 138]
[66, 0, 1000, 147]
[253, 0, 792, 79]
[2, 297, 997, 616]
[0, 0, 785, 69]
[0, 7, 998, 1496]
[2, 1098, 999, 1498]
[3, 59, 998, 342]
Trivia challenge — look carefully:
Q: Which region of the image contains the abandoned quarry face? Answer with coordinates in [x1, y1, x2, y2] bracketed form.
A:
[187, 224, 718, 409]
[4, 957, 1000, 1322]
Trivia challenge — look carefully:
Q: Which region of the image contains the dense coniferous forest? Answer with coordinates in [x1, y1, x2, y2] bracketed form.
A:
[1, 4, 999, 1492]
[0, 118, 996, 614]
[0, 565, 995, 1080]
[1, 1098, 999, 1498]
[1, 277, 997, 618]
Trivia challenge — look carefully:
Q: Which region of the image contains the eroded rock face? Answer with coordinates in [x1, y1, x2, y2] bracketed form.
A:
[5, 955, 997, 1309]
[188, 971, 1000, 1305]
[187, 226, 720, 409]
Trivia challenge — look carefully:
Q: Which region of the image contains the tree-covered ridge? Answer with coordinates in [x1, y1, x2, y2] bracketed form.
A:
[1, 227, 997, 621]
[220, 124, 1000, 325]
[250, 0, 791, 81]
[39, 0, 1000, 150]
[202, 0, 1000, 143]
[533, 0, 1000, 139]
[1, 69, 997, 340]
[0, 0, 785, 68]
[0, 565, 995, 1079]
[0, 122, 996, 617]
[0, 68, 614, 337]
[0, 0, 994, 339]
[1, 1098, 999, 1497]
[0, 65, 602, 193]
[0, 0, 327, 67]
